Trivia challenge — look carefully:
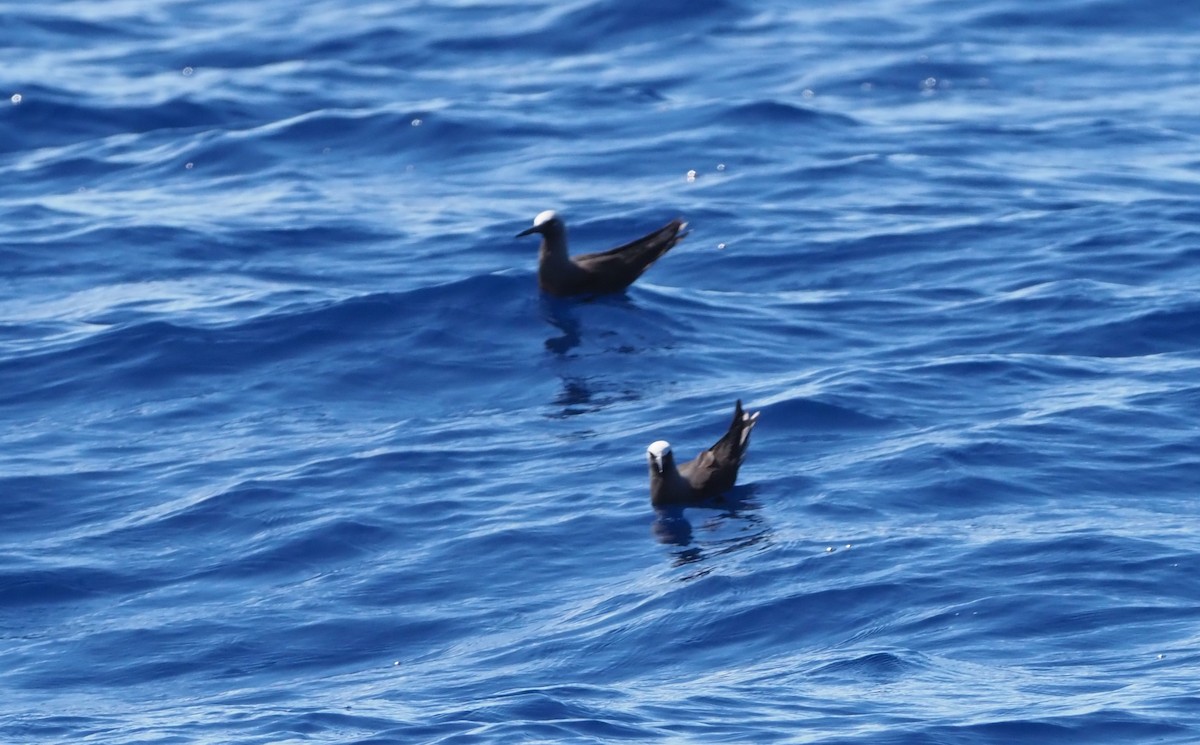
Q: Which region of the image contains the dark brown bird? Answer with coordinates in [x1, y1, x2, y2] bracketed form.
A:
[516, 210, 687, 296]
[647, 400, 761, 507]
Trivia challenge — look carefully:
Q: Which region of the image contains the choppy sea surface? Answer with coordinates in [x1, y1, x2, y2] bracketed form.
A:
[4, 1, 1200, 742]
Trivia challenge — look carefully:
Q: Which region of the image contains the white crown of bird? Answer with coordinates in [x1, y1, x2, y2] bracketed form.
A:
[647, 440, 672, 458]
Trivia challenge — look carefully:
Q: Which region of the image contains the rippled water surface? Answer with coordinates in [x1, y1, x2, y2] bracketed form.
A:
[3, 1, 1200, 742]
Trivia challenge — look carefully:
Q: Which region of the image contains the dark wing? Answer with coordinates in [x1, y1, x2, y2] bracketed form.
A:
[708, 399, 758, 468]
[572, 219, 687, 291]
[679, 400, 760, 496]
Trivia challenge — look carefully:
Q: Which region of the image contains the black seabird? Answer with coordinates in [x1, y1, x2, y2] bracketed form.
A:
[647, 400, 761, 507]
[516, 210, 687, 296]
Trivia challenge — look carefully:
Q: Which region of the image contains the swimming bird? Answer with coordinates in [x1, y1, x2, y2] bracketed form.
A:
[516, 210, 687, 296]
[647, 400, 761, 507]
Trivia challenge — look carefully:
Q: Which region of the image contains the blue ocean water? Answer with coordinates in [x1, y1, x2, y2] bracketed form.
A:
[3, 0, 1200, 742]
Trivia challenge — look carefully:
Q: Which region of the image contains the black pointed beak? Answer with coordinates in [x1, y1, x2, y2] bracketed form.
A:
[516, 225, 540, 238]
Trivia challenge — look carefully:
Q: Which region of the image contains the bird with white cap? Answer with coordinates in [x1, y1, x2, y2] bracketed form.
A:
[647, 400, 760, 507]
[517, 210, 687, 296]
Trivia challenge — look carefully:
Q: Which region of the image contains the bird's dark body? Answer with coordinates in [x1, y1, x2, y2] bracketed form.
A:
[518, 212, 687, 297]
[649, 400, 760, 507]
